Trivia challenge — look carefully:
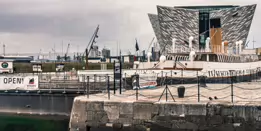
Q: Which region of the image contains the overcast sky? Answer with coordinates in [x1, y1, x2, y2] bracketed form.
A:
[0, 0, 260, 56]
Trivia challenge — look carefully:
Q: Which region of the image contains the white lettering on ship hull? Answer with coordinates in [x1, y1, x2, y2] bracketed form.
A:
[208, 67, 261, 77]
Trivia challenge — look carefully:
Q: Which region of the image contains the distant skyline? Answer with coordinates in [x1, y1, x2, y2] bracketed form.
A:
[0, 0, 260, 56]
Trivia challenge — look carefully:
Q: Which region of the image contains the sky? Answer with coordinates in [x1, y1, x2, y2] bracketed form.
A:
[0, 0, 260, 56]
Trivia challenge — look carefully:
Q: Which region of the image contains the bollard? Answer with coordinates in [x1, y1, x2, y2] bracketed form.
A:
[177, 86, 185, 98]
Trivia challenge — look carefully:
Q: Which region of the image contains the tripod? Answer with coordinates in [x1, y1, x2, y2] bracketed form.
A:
[158, 84, 175, 102]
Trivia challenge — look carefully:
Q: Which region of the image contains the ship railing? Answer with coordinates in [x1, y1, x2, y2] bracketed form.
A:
[175, 61, 186, 69]
[152, 61, 161, 68]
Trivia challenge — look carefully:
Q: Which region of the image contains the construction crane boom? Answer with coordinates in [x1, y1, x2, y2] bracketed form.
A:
[146, 37, 155, 53]
[64, 43, 70, 61]
[82, 25, 99, 57]
[83, 25, 99, 69]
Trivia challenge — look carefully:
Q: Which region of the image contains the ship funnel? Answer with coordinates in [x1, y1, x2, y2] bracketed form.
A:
[210, 18, 222, 53]
[189, 36, 193, 51]
[172, 38, 176, 53]
[205, 37, 210, 52]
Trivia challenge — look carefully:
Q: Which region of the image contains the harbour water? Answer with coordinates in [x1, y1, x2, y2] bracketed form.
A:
[0, 116, 168, 131]
[0, 115, 69, 131]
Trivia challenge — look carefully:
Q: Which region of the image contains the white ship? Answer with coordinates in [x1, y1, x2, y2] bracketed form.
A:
[128, 25, 260, 88]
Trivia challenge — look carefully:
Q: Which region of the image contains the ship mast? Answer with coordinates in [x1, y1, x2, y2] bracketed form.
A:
[253, 36, 256, 49]
[3, 43, 5, 56]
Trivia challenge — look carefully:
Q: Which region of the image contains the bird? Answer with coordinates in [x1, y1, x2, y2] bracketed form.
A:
[214, 96, 218, 100]
[209, 97, 213, 101]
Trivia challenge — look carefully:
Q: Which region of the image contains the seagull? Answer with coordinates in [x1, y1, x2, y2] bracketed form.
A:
[209, 97, 213, 101]
[214, 96, 218, 100]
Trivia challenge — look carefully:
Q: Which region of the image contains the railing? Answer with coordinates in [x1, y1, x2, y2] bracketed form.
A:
[175, 61, 186, 69]
[81, 70, 261, 103]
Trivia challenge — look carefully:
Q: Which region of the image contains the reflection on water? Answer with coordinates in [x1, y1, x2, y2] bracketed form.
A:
[0, 115, 69, 131]
[0, 115, 248, 131]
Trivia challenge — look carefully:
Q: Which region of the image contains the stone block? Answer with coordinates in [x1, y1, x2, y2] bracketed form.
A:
[86, 111, 94, 121]
[151, 103, 159, 114]
[208, 115, 223, 125]
[95, 111, 107, 121]
[163, 103, 185, 116]
[133, 102, 153, 120]
[171, 121, 198, 130]
[86, 101, 104, 111]
[120, 102, 133, 114]
[118, 117, 133, 124]
[132, 119, 144, 125]
[104, 102, 120, 123]
[185, 115, 206, 125]
[184, 104, 206, 115]
[69, 100, 88, 130]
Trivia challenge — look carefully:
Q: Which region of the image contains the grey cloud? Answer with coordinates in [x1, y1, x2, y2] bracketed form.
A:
[0, 0, 259, 55]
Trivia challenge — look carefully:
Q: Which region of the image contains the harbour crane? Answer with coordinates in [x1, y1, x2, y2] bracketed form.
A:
[146, 37, 155, 53]
[82, 25, 99, 69]
[64, 43, 70, 61]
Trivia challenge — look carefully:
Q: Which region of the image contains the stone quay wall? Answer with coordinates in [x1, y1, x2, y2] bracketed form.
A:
[69, 97, 261, 131]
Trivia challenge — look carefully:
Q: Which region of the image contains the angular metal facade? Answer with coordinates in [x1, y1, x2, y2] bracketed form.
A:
[210, 4, 256, 48]
[157, 6, 199, 54]
[148, 14, 164, 50]
[148, 4, 256, 54]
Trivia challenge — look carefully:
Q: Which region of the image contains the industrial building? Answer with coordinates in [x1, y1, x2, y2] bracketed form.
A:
[148, 4, 256, 54]
[101, 48, 111, 58]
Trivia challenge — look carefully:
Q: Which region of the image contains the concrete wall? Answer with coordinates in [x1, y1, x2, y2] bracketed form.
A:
[0, 93, 76, 119]
[69, 99, 261, 131]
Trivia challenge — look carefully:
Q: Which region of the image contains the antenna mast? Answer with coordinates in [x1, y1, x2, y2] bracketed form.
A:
[3, 43, 5, 56]
[253, 36, 256, 49]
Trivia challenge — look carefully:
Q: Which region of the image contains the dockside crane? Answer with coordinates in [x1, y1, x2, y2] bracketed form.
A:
[82, 25, 99, 70]
[64, 43, 70, 61]
[146, 37, 155, 53]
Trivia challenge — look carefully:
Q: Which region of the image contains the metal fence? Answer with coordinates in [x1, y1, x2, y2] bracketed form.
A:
[84, 70, 261, 103]
[1, 70, 261, 102]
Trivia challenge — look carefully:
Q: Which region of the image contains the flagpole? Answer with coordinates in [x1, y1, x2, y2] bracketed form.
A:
[135, 38, 140, 61]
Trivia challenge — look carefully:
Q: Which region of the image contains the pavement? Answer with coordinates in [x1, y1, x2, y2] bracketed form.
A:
[75, 81, 261, 105]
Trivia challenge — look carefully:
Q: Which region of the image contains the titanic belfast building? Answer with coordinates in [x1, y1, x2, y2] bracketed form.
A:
[148, 4, 256, 54]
